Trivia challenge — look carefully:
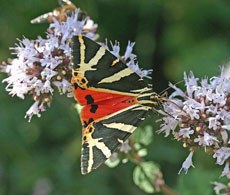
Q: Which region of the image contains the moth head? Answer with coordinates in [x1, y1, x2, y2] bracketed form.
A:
[150, 93, 163, 106]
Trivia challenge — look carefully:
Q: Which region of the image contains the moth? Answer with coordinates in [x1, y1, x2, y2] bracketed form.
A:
[71, 35, 162, 174]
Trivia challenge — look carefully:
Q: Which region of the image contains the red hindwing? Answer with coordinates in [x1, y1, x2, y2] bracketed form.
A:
[73, 87, 137, 124]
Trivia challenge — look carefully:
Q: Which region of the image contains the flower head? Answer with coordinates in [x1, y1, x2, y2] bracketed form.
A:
[1, 9, 97, 121]
[212, 181, 230, 195]
[158, 69, 230, 177]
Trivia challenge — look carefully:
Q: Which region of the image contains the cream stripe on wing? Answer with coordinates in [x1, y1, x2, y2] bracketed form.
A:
[88, 46, 106, 65]
[132, 106, 151, 111]
[98, 68, 133, 84]
[79, 36, 86, 64]
[85, 137, 111, 173]
[78, 36, 106, 76]
[103, 123, 136, 133]
[95, 139, 111, 158]
[130, 87, 150, 93]
[86, 145, 93, 173]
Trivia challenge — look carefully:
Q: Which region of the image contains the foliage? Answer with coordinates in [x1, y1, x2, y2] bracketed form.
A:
[0, 0, 229, 195]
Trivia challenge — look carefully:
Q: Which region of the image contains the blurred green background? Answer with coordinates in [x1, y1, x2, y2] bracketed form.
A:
[0, 0, 229, 194]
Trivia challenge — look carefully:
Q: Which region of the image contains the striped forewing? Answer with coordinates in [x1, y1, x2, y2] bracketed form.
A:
[72, 35, 149, 95]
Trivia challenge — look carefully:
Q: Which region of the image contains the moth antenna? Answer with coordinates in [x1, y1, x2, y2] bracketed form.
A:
[152, 80, 185, 119]
[159, 80, 184, 96]
[151, 99, 175, 119]
[159, 96, 187, 120]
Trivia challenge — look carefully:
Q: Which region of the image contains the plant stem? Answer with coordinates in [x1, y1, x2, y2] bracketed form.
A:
[160, 184, 180, 195]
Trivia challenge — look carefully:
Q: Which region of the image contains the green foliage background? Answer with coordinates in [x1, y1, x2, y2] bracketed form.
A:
[0, 0, 229, 194]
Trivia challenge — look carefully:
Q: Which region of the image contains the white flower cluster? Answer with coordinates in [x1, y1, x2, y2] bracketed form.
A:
[103, 40, 152, 79]
[158, 69, 230, 177]
[1, 10, 97, 122]
[212, 181, 230, 195]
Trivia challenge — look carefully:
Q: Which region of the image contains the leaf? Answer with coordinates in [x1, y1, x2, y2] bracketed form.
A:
[133, 125, 153, 146]
[137, 148, 148, 157]
[105, 153, 120, 168]
[133, 161, 160, 193]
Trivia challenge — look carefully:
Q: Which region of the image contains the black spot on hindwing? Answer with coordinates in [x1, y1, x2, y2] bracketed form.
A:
[85, 95, 94, 104]
[90, 104, 98, 113]
[84, 95, 98, 113]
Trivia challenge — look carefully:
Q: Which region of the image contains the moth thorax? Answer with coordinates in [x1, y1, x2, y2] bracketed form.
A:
[137, 91, 160, 108]
[150, 93, 162, 105]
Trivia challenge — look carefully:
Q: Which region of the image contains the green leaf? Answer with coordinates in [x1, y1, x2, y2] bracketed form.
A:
[105, 153, 120, 168]
[133, 125, 153, 146]
[133, 161, 160, 193]
[137, 148, 148, 157]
